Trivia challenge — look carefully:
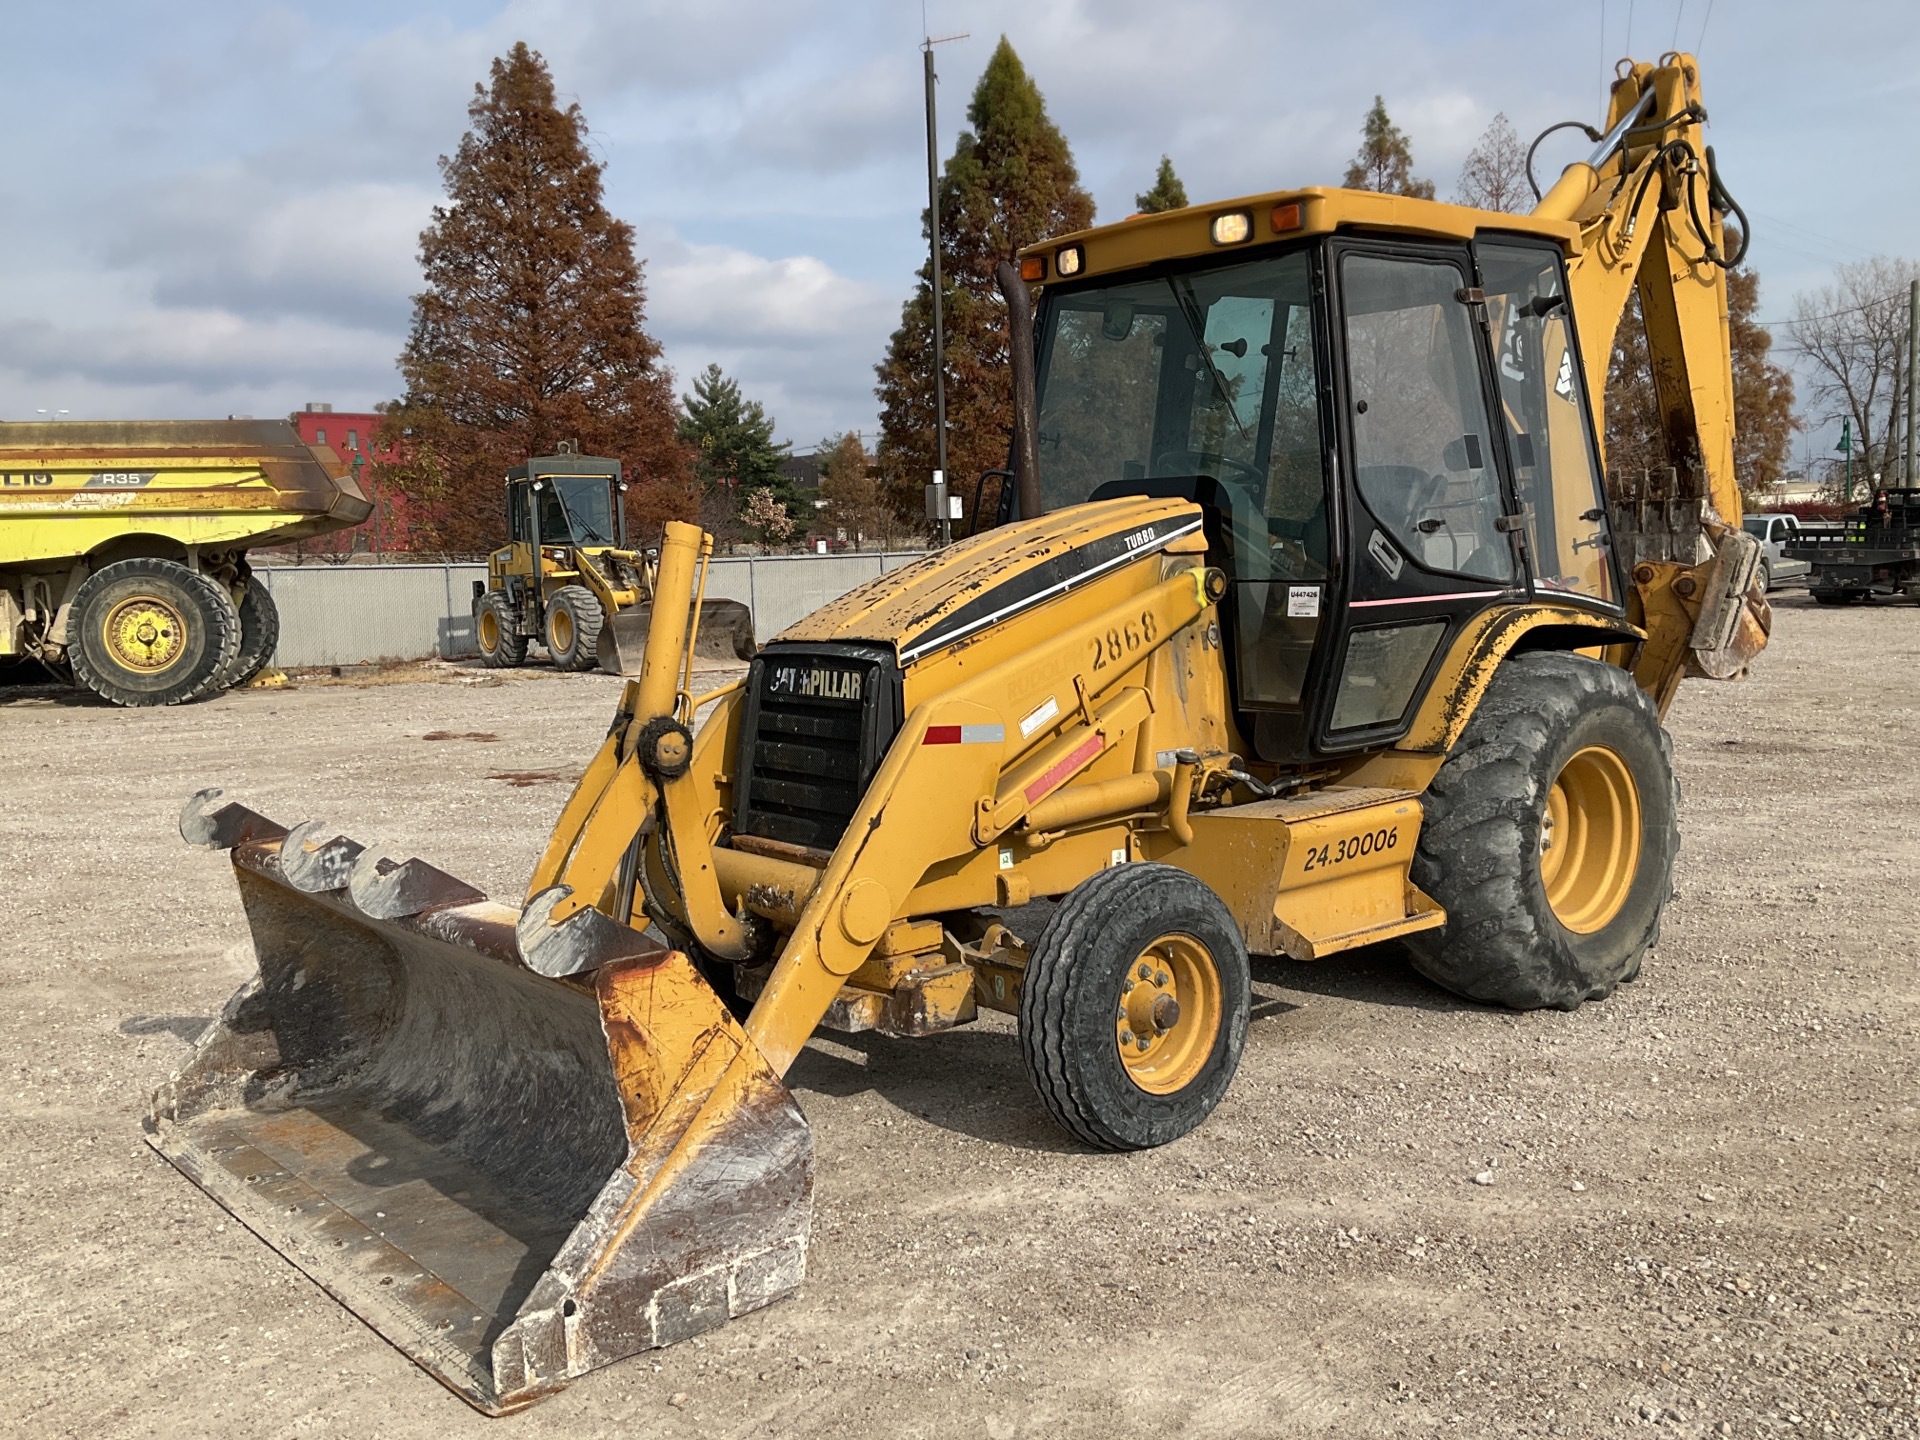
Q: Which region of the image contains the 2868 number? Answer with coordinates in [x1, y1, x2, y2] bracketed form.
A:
[1089, 609, 1157, 670]
[1301, 827, 1399, 872]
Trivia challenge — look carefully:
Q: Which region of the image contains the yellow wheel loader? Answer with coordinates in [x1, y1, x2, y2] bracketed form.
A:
[0, 420, 369, 704]
[473, 450, 756, 674]
[154, 56, 1768, 1412]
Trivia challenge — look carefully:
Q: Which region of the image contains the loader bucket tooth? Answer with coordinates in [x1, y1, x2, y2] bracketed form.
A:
[348, 845, 488, 920]
[277, 819, 366, 893]
[151, 797, 812, 1414]
[179, 787, 289, 851]
[517, 885, 662, 978]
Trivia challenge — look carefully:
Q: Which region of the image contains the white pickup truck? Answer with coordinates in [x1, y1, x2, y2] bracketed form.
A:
[1743, 513, 1818, 590]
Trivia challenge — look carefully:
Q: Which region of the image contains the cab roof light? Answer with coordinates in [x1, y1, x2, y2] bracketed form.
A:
[1269, 202, 1303, 233]
[1019, 255, 1047, 283]
[1211, 211, 1252, 246]
[1055, 244, 1084, 277]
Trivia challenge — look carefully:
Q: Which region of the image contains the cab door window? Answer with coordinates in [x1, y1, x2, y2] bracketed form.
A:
[1479, 241, 1616, 604]
[1341, 253, 1514, 585]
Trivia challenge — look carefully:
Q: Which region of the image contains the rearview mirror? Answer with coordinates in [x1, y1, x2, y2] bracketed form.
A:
[1441, 434, 1484, 472]
[1101, 301, 1135, 342]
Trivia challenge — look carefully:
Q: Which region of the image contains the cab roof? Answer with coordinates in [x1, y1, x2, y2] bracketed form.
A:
[1019, 186, 1580, 285]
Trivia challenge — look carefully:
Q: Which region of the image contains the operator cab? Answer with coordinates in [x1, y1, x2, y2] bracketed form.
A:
[1004, 205, 1626, 762]
[505, 453, 628, 550]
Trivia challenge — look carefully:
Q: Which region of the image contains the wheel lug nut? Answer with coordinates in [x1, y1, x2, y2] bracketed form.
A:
[1137, 963, 1152, 981]
[1119, 1029, 1135, 1046]
[1155, 970, 1170, 987]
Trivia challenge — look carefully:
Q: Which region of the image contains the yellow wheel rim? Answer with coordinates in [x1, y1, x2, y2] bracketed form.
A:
[1540, 745, 1642, 934]
[479, 606, 500, 651]
[551, 607, 573, 653]
[1115, 933, 1222, 1096]
[101, 594, 188, 674]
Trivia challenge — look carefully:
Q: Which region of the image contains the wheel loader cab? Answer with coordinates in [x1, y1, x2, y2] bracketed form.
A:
[1030, 230, 1626, 762]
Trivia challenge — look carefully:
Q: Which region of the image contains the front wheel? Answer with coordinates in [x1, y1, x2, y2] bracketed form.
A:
[67, 558, 240, 707]
[545, 585, 604, 671]
[1019, 864, 1250, 1150]
[1406, 652, 1678, 1010]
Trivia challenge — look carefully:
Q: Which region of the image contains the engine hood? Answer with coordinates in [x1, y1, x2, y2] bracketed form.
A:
[774, 496, 1203, 664]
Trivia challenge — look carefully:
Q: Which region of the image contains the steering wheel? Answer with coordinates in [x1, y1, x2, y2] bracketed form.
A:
[1152, 449, 1263, 488]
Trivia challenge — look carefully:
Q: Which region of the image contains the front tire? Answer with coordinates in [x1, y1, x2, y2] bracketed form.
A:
[545, 585, 604, 671]
[67, 558, 240, 707]
[1406, 652, 1678, 1010]
[476, 593, 527, 668]
[1020, 864, 1250, 1150]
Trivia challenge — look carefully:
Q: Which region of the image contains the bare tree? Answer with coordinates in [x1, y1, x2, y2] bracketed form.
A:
[1455, 113, 1528, 213]
[1789, 256, 1920, 484]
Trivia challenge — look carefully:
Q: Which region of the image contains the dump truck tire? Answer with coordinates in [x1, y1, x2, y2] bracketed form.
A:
[1406, 652, 1677, 1011]
[546, 585, 604, 671]
[1020, 864, 1249, 1151]
[220, 582, 280, 690]
[476, 593, 526, 667]
[68, 558, 240, 707]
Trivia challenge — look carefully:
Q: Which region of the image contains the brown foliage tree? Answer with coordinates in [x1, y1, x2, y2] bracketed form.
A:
[1343, 97, 1435, 199]
[874, 37, 1095, 528]
[377, 43, 689, 554]
[1604, 235, 1797, 504]
[1455, 113, 1527, 213]
[816, 430, 897, 546]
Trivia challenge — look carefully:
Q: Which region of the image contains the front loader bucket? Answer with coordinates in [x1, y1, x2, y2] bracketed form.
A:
[151, 791, 811, 1414]
[597, 598, 756, 674]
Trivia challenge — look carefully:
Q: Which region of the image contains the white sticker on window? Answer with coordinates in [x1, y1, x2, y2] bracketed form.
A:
[1287, 585, 1321, 618]
[1018, 695, 1060, 739]
[1554, 349, 1575, 400]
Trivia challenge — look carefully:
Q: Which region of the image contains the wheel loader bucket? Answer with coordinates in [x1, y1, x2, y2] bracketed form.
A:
[597, 598, 756, 674]
[151, 790, 811, 1414]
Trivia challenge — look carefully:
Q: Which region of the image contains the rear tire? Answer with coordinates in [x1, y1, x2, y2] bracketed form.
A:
[1406, 653, 1677, 1011]
[1019, 864, 1250, 1150]
[1756, 559, 1772, 593]
[546, 585, 604, 671]
[476, 593, 527, 668]
[67, 558, 240, 707]
[221, 583, 281, 689]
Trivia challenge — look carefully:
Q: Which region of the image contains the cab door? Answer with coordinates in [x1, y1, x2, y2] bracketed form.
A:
[1309, 242, 1525, 752]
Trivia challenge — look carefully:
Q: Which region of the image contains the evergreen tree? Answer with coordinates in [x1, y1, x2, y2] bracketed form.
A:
[874, 37, 1095, 527]
[1342, 97, 1435, 199]
[1455, 113, 1527, 213]
[676, 364, 802, 542]
[1135, 155, 1189, 214]
[378, 43, 687, 554]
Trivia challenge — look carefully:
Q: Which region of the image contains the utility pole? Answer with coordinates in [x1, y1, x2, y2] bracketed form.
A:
[1838, 418, 1853, 503]
[922, 30, 966, 546]
[1908, 279, 1917, 488]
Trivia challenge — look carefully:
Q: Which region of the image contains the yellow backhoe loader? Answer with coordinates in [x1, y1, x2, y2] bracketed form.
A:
[154, 56, 1767, 1412]
[473, 449, 756, 673]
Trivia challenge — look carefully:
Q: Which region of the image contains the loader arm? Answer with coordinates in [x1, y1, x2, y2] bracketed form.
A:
[1534, 52, 1768, 706]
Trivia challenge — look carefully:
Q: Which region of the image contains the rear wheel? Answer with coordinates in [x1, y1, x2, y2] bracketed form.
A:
[1406, 652, 1677, 1010]
[546, 585, 604, 671]
[220, 583, 281, 689]
[1020, 864, 1250, 1150]
[67, 558, 240, 707]
[1756, 559, 1772, 593]
[476, 593, 527, 668]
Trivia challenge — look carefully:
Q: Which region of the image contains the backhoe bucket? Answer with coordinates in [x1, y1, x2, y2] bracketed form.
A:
[151, 791, 811, 1414]
[597, 598, 756, 674]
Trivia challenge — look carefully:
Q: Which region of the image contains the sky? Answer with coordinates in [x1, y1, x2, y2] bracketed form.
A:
[2, 0, 1915, 457]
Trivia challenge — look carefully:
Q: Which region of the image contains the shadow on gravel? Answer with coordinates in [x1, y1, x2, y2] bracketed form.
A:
[788, 1028, 1088, 1154]
[119, 1014, 215, 1043]
[1253, 944, 1485, 1014]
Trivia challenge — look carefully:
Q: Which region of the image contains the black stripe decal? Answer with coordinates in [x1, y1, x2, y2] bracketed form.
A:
[900, 516, 1203, 664]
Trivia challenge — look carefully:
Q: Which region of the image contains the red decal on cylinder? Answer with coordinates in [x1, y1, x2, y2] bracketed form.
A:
[1024, 734, 1104, 804]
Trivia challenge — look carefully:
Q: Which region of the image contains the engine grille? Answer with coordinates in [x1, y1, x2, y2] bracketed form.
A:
[733, 646, 899, 852]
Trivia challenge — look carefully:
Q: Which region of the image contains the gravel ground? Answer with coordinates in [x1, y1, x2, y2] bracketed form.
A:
[0, 593, 1914, 1439]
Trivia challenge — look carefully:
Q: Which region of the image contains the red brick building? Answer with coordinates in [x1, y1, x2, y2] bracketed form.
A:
[277, 403, 417, 556]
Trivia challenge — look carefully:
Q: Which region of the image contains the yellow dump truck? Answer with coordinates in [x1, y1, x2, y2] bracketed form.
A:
[0, 420, 370, 704]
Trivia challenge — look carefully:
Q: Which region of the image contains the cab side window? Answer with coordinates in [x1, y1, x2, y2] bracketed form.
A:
[1341, 254, 1514, 585]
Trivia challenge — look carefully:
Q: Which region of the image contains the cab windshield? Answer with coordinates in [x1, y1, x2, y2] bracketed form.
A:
[543, 477, 618, 545]
[1034, 248, 1327, 571]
